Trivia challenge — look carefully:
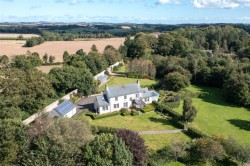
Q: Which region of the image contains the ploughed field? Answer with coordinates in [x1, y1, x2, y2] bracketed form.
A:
[0, 37, 125, 62]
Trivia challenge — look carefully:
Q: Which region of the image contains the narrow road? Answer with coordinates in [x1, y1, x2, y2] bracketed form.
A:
[138, 129, 187, 135]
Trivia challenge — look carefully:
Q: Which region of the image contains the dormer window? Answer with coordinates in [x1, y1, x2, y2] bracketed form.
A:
[115, 97, 118, 101]
[124, 95, 127, 99]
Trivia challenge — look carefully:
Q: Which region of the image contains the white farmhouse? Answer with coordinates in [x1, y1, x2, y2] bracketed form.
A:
[94, 81, 159, 114]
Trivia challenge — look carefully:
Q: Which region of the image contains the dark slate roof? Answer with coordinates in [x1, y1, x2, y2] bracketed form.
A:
[96, 94, 109, 107]
[105, 83, 141, 98]
[54, 100, 76, 116]
[97, 74, 108, 83]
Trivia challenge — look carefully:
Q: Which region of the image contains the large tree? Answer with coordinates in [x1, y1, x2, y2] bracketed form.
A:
[182, 97, 197, 126]
[116, 129, 148, 166]
[164, 72, 190, 91]
[0, 69, 55, 117]
[81, 133, 133, 166]
[223, 73, 250, 106]
[190, 138, 225, 163]
[49, 66, 97, 95]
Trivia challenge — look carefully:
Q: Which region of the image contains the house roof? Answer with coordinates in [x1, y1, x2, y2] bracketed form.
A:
[54, 100, 76, 116]
[96, 94, 109, 107]
[105, 83, 141, 98]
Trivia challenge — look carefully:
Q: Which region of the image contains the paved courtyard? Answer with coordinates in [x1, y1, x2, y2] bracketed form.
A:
[76, 96, 96, 112]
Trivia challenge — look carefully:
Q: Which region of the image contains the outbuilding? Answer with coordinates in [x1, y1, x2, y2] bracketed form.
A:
[53, 100, 77, 118]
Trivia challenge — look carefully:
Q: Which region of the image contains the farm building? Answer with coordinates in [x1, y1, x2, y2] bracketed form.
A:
[52, 100, 77, 118]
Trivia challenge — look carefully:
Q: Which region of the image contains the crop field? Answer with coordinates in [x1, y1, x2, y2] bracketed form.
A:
[0, 33, 39, 39]
[0, 37, 125, 62]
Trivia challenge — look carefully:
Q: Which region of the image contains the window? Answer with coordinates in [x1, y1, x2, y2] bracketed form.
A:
[136, 94, 139, 98]
[103, 106, 108, 111]
[145, 98, 149, 102]
[115, 97, 118, 101]
[130, 97, 132, 101]
[123, 102, 128, 108]
[114, 104, 119, 109]
[124, 95, 127, 99]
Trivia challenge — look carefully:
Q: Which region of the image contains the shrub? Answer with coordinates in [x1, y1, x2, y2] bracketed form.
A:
[120, 108, 128, 114]
[91, 126, 118, 134]
[123, 111, 132, 116]
[140, 104, 155, 113]
[131, 110, 139, 116]
[116, 129, 148, 166]
[187, 126, 208, 138]
[95, 111, 121, 120]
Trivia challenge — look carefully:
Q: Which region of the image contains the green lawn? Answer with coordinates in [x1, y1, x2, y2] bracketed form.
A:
[82, 111, 191, 151]
[115, 64, 126, 73]
[100, 76, 157, 91]
[177, 85, 250, 145]
[141, 133, 191, 151]
[84, 111, 177, 131]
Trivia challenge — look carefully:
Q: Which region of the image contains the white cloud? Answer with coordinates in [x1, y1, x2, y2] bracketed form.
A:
[193, 0, 250, 8]
[156, 0, 181, 5]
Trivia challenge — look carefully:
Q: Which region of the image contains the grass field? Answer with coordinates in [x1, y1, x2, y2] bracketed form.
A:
[100, 76, 157, 91]
[81, 111, 191, 151]
[176, 85, 250, 145]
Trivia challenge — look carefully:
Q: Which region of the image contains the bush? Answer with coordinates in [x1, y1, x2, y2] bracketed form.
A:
[85, 111, 121, 120]
[122, 111, 132, 116]
[92, 126, 118, 134]
[120, 108, 128, 114]
[187, 126, 208, 138]
[131, 110, 139, 116]
[140, 104, 155, 113]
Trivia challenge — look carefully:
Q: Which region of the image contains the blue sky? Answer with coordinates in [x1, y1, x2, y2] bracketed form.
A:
[0, 0, 250, 24]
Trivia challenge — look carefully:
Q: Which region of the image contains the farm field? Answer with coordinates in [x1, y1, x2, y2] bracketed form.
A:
[36, 64, 63, 73]
[100, 76, 157, 91]
[176, 85, 250, 145]
[80, 111, 191, 151]
[0, 37, 125, 62]
[0, 33, 39, 39]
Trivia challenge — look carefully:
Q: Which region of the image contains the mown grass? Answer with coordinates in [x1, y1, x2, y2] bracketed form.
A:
[84, 111, 177, 131]
[100, 76, 157, 91]
[176, 85, 250, 145]
[141, 133, 191, 151]
[82, 111, 191, 151]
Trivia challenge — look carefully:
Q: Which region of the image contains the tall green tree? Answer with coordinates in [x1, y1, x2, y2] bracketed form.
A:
[63, 51, 70, 62]
[223, 73, 250, 106]
[49, 66, 96, 95]
[81, 133, 133, 166]
[42, 53, 48, 63]
[164, 72, 190, 91]
[0, 69, 55, 116]
[182, 97, 197, 126]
